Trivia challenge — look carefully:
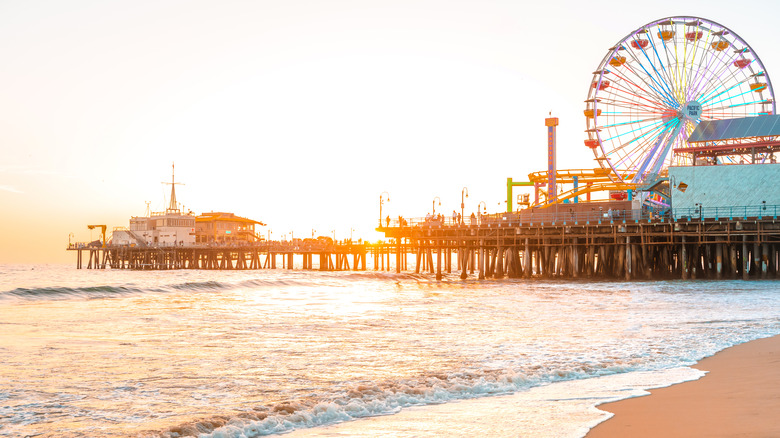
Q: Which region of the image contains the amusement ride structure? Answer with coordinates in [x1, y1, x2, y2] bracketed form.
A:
[513, 16, 776, 212]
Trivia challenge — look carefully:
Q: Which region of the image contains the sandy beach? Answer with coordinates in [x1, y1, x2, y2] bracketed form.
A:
[587, 334, 780, 437]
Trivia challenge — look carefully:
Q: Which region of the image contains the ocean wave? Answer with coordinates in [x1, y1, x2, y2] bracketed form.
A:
[164, 272, 430, 294]
[0, 285, 150, 300]
[0, 270, 433, 302]
[152, 364, 637, 438]
[0, 277, 323, 301]
[169, 281, 238, 291]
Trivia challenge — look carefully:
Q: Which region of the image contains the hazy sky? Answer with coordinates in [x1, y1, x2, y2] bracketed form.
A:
[2, 0, 779, 263]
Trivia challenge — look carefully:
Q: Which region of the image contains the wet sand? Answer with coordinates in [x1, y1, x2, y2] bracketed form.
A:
[587, 334, 780, 438]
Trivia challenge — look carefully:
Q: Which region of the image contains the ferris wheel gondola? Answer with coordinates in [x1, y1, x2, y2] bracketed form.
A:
[585, 16, 776, 183]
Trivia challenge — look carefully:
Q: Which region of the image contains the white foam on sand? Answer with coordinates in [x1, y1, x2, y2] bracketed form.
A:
[278, 367, 704, 438]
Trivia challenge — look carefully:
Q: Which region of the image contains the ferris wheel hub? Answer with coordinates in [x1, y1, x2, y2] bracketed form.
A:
[682, 101, 703, 122]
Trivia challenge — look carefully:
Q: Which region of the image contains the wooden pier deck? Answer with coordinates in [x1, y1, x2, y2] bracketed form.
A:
[377, 207, 780, 280]
[67, 241, 402, 272]
[68, 207, 780, 280]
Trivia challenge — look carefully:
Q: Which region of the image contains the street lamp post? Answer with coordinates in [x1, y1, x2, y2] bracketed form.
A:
[379, 192, 390, 227]
[478, 201, 487, 224]
[433, 196, 441, 216]
[461, 187, 469, 224]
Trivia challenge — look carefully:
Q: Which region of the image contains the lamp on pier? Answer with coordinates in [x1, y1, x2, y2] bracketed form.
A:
[461, 187, 469, 224]
[379, 192, 390, 227]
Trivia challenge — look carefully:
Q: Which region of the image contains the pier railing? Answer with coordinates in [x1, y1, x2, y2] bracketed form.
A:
[671, 204, 779, 221]
[67, 239, 373, 252]
[381, 204, 780, 229]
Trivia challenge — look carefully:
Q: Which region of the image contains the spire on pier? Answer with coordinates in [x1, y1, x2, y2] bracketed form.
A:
[162, 162, 184, 213]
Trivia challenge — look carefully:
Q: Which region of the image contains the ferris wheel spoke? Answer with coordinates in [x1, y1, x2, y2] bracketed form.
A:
[647, 121, 684, 176]
[686, 37, 728, 102]
[601, 95, 672, 113]
[607, 82, 673, 113]
[613, 127, 669, 170]
[698, 71, 751, 107]
[603, 117, 672, 151]
[629, 58, 679, 109]
[664, 36, 687, 103]
[691, 28, 723, 94]
[652, 34, 680, 102]
[697, 65, 746, 105]
[613, 139, 659, 172]
[612, 117, 678, 163]
[683, 27, 704, 99]
[610, 125, 684, 180]
[693, 50, 744, 103]
[633, 119, 682, 180]
[600, 117, 665, 129]
[601, 111, 668, 118]
[672, 35, 699, 103]
[629, 38, 679, 107]
[646, 31, 676, 93]
[598, 84, 673, 115]
[684, 27, 712, 102]
[673, 35, 683, 101]
[602, 118, 665, 142]
[699, 81, 741, 107]
[622, 48, 677, 104]
[677, 28, 699, 102]
[612, 65, 676, 108]
[706, 98, 771, 111]
[702, 82, 756, 107]
[704, 112, 764, 118]
[703, 102, 770, 118]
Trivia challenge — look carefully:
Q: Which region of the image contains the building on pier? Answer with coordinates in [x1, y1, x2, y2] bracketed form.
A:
[112, 210, 197, 247]
[112, 164, 197, 247]
[669, 114, 780, 220]
[195, 212, 265, 244]
[110, 164, 264, 247]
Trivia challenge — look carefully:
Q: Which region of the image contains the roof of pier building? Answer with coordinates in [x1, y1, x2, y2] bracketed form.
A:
[675, 114, 780, 162]
[195, 212, 265, 243]
[688, 114, 780, 143]
[196, 212, 265, 226]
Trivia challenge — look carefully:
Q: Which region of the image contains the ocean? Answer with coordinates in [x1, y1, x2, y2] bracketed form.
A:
[1, 263, 779, 437]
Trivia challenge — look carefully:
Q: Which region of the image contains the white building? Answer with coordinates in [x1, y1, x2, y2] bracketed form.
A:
[111, 164, 197, 247]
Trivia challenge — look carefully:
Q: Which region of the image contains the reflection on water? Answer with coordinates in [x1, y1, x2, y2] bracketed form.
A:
[1, 265, 779, 437]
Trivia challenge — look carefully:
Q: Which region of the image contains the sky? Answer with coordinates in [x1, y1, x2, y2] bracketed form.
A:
[2, 0, 779, 263]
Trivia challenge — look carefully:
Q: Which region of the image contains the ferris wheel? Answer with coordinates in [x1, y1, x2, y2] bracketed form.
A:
[585, 16, 776, 183]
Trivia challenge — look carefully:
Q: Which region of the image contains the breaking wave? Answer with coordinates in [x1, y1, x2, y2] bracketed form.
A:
[151, 363, 636, 438]
[0, 271, 431, 301]
[1, 285, 151, 300]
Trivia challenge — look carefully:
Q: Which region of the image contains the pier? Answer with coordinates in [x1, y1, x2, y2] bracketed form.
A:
[69, 205, 780, 280]
[376, 205, 780, 281]
[67, 240, 402, 272]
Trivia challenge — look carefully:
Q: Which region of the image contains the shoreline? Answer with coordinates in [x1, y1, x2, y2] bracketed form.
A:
[586, 334, 780, 437]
